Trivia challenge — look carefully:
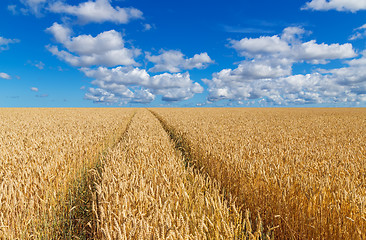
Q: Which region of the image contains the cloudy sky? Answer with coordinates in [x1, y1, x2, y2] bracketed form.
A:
[1, 0, 366, 107]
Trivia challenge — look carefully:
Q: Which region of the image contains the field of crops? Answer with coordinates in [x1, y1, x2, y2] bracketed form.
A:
[0, 108, 365, 239]
[0, 108, 135, 238]
[153, 108, 366, 240]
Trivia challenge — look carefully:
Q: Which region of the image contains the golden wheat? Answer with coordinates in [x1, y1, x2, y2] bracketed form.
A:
[3, 107, 362, 239]
[94, 109, 262, 239]
[153, 108, 366, 239]
[0, 108, 134, 239]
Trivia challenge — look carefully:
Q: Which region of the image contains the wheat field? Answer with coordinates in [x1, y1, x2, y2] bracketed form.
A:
[0, 108, 365, 239]
[0, 108, 134, 239]
[93, 110, 252, 239]
[153, 108, 366, 240]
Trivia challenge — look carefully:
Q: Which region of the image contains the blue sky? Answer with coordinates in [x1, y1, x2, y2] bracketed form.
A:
[1, 0, 366, 107]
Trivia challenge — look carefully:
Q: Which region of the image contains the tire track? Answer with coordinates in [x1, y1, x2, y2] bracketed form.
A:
[65, 110, 137, 239]
[149, 109, 271, 240]
[94, 109, 245, 239]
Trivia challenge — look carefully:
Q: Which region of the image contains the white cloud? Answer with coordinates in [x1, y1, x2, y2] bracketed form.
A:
[61, 30, 124, 56]
[143, 23, 152, 31]
[0, 37, 20, 45]
[35, 61, 45, 70]
[235, 59, 292, 79]
[130, 89, 155, 103]
[204, 69, 365, 105]
[28, 60, 45, 69]
[230, 27, 356, 63]
[49, 0, 143, 24]
[0, 36, 20, 51]
[302, 0, 366, 12]
[358, 24, 366, 30]
[349, 32, 363, 41]
[349, 24, 366, 40]
[281, 27, 306, 42]
[82, 66, 203, 103]
[46, 23, 139, 67]
[19, 0, 47, 16]
[296, 41, 356, 63]
[150, 72, 204, 101]
[46, 22, 72, 43]
[230, 35, 291, 57]
[324, 52, 366, 87]
[31, 87, 39, 92]
[204, 27, 363, 105]
[84, 86, 154, 105]
[0, 72, 11, 80]
[82, 66, 150, 86]
[7, 5, 18, 15]
[146, 50, 214, 73]
[84, 88, 123, 104]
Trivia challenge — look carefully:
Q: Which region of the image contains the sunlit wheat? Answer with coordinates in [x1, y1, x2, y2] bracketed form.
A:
[153, 108, 366, 239]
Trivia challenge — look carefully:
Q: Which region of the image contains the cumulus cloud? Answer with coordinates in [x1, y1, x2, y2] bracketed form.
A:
[204, 27, 363, 105]
[204, 69, 365, 105]
[302, 0, 366, 12]
[130, 89, 155, 103]
[150, 72, 204, 101]
[82, 66, 150, 89]
[296, 41, 356, 64]
[0, 36, 20, 51]
[82, 66, 203, 103]
[84, 88, 123, 104]
[48, 0, 143, 24]
[322, 52, 366, 88]
[146, 50, 214, 73]
[31, 87, 39, 92]
[45, 23, 206, 104]
[46, 22, 140, 67]
[230, 27, 356, 63]
[231, 35, 291, 57]
[15, 0, 143, 25]
[0, 72, 11, 79]
[46, 22, 72, 43]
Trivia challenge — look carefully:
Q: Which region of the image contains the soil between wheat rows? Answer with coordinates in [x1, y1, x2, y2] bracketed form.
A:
[0, 108, 365, 239]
